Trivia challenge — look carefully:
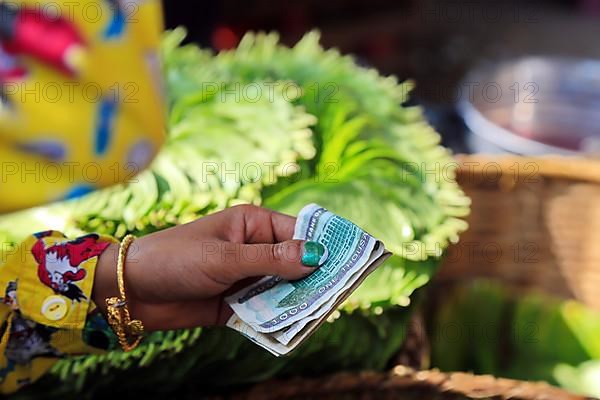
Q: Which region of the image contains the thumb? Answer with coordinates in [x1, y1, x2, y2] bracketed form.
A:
[228, 240, 326, 281]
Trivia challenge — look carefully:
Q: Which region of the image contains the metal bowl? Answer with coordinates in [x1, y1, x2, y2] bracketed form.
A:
[458, 57, 600, 155]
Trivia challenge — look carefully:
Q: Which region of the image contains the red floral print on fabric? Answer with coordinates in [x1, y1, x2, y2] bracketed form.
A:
[31, 233, 110, 302]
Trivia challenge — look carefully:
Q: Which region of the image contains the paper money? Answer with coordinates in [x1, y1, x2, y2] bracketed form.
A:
[226, 204, 392, 356]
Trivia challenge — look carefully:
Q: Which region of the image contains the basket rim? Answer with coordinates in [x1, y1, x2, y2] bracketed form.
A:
[233, 367, 587, 400]
[455, 154, 600, 184]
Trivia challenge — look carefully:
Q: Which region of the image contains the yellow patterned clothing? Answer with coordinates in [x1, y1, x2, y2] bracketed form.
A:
[0, 0, 166, 212]
[0, 231, 118, 393]
[0, 0, 166, 394]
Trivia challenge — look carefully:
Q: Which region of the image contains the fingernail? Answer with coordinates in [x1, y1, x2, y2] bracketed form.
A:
[302, 241, 327, 267]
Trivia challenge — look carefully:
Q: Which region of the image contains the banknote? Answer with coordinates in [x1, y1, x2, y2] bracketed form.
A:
[226, 203, 392, 356]
[227, 204, 378, 333]
[227, 241, 390, 356]
[271, 242, 386, 345]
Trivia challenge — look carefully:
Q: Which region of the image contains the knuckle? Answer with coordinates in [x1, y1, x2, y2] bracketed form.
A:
[280, 241, 301, 265]
[231, 203, 259, 215]
[271, 243, 282, 264]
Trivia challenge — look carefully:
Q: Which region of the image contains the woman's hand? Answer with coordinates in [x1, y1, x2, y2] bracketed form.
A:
[92, 205, 321, 331]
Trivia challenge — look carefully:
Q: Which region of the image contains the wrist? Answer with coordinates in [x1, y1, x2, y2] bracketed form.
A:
[123, 236, 149, 303]
[101, 235, 146, 351]
[92, 242, 119, 315]
[92, 238, 147, 314]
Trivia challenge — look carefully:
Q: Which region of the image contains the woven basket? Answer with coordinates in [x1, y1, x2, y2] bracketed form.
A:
[224, 368, 587, 400]
[437, 154, 600, 309]
[222, 155, 600, 400]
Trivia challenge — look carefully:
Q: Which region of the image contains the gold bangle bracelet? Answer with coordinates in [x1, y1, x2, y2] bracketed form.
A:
[105, 234, 144, 352]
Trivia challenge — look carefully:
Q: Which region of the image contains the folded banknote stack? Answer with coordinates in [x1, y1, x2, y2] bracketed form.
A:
[226, 203, 392, 356]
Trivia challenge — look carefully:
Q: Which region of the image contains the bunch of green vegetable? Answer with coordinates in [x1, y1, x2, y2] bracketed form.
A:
[5, 29, 469, 398]
[429, 281, 600, 398]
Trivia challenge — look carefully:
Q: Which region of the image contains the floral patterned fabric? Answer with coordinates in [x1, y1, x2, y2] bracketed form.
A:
[0, 231, 117, 393]
[0, 0, 165, 393]
[0, 0, 165, 212]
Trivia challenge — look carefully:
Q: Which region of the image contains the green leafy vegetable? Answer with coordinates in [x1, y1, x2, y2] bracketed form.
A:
[554, 361, 600, 397]
[3, 28, 469, 398]
[429, 281, 600, 397]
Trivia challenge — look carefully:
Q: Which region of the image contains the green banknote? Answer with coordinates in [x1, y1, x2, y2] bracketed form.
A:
[226, 204, 391, 355]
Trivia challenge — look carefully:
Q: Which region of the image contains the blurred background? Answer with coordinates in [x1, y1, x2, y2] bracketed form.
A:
[163, 0, 600, 156]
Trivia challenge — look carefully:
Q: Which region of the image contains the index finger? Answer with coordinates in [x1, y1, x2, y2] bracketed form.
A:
[227, 204, 296, 244]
